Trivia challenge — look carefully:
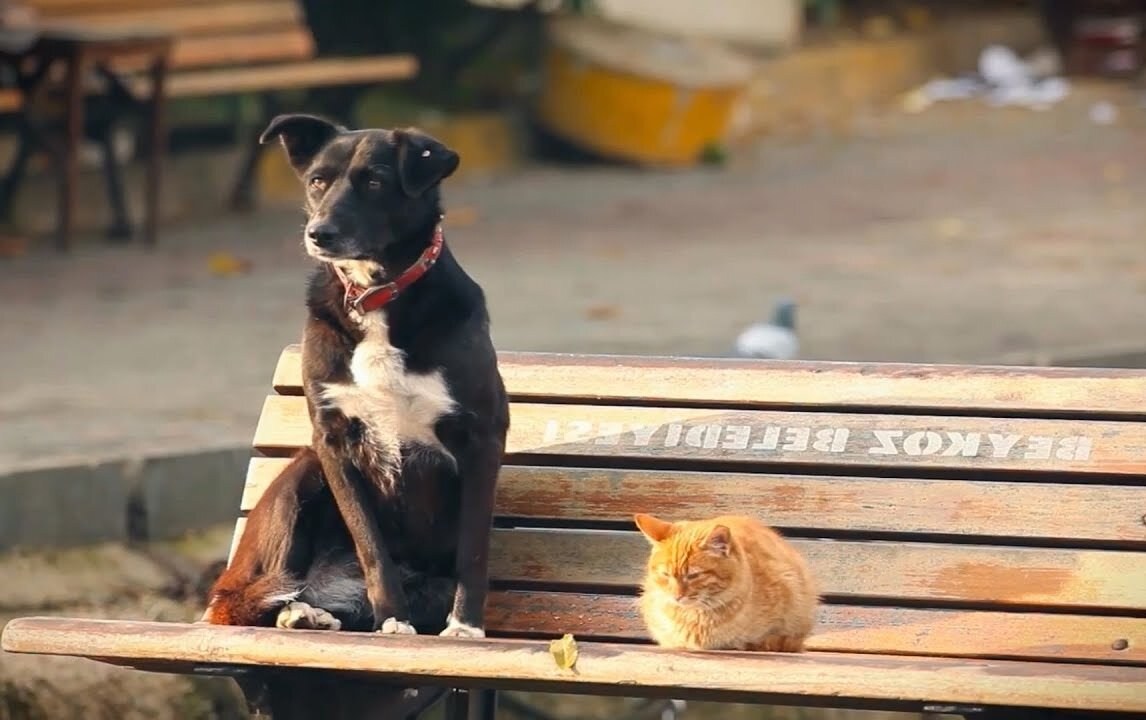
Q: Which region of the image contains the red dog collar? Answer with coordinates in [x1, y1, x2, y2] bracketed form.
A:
[333, 224, 444, 313]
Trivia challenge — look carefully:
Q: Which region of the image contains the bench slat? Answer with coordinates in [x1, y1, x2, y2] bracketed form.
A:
[243, 459, 1146, 546]
[156, 55, 418, 97]
[487, 529, 1145, 612]
[252, 395, 1146, 477]
[30, 24, 313, 71]
[47, 2, 301, 35]
[485, 591, 1146, 665]
[67, 56, 415, 102]
[272, 346, 1146, 418]
[4, 618, 1144, 713]
[154, 27, 314, 70]
[29, 0, 218, 10]
[492, 467, 1146, 545]
[225, 519, 1146, 612]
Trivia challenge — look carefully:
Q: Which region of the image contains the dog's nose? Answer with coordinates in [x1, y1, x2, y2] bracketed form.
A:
[306, 221, 340, 248]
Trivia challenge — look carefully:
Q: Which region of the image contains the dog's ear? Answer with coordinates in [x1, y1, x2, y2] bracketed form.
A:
[393, 129, 460, 197]
[259, 114, 343, 174]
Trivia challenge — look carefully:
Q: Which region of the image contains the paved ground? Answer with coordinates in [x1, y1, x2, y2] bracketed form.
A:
[2, 82, 1145, 474]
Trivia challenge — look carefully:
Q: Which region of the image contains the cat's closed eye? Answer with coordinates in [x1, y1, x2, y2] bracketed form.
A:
[684, 570, 703, 580]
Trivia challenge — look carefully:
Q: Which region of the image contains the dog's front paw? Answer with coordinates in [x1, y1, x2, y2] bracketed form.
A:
[276, 601, 342, 631]
[439, 616, 485, 639]
[378, 617, 417, 635]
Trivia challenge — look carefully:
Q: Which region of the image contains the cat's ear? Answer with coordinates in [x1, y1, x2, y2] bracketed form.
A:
[704, 525, 732, 557]
[634, 513, 673, 544]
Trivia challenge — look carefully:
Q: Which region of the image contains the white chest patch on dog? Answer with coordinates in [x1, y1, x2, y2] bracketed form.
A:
[334, 259, 385, 289]
[319, 311, 457, 467]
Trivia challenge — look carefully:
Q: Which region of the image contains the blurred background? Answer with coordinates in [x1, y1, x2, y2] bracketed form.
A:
[0, 0, 1143, 718]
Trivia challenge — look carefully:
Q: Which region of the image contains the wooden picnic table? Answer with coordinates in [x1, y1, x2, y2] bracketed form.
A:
[0, 25, 171, 250]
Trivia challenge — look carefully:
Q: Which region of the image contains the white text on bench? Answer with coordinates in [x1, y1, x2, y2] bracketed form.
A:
[540, 421, 1093, 461]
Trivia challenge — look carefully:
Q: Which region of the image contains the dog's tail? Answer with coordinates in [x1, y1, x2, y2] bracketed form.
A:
[202, 448, 325, 626]
[204, 569, 301, 626]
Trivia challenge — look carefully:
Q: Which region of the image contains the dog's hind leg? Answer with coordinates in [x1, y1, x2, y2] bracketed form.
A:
[275, 601, 343, 631]
[260, 563, 451, 719]
[204, 448, 327, 626]
[293, 553, 373, 631]
[289, 560, 457, 634]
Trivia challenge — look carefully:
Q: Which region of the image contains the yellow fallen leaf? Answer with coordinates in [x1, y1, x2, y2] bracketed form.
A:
[549, 633, 579, 670]
[594, 246, 626, 260]
[934, 217, 965, 240]
[207, 252, 252, 277]
[584, 304, 620, 321]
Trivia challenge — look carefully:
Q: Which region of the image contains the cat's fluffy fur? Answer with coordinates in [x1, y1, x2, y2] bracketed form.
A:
[634, 513, 818, 652]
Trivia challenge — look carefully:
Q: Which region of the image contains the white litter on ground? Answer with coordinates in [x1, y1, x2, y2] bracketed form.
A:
[903, 44, 1071, 113]
[1088, 100, 1119, 125]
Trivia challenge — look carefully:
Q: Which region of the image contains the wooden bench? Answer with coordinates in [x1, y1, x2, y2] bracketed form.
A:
[0, 0, 417, 244]
[4, 348, 1146, 719]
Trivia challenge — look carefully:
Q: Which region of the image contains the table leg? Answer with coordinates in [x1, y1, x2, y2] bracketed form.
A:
[0, 113, 35, 221]
[100, 120, 132, 241]
[59, 53, 86, 252]
[144, 52, 169, 247]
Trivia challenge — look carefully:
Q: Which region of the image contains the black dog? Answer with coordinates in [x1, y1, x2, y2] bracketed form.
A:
[205, 114, 509, 651]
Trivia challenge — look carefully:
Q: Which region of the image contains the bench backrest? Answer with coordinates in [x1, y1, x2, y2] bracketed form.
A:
[25, 0, 313, 70]
[243, 346, 1146, 667]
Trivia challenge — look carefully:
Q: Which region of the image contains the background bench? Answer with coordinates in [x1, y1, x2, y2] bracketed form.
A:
[21, 0, 416, 91]
[4, 348, 1146, 719]
[0, 0, 417, 243]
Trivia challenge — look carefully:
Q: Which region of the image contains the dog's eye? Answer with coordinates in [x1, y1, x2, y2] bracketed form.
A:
[309, 176, 328, 192]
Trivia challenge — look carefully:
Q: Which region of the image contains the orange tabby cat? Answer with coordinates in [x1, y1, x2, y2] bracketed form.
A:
[634, 513, 818, 652]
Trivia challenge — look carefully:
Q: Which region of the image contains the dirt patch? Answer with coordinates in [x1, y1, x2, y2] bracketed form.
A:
[0, 528, 246, 720]
[0, 651, 246, 720]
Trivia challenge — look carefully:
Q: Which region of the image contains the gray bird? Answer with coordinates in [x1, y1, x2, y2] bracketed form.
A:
[734, 299, 799, 360]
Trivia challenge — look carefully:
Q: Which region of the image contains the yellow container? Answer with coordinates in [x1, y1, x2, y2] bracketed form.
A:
[536, 17, 754, 166]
